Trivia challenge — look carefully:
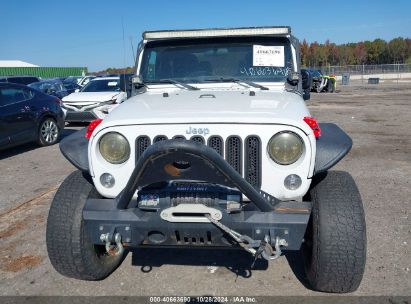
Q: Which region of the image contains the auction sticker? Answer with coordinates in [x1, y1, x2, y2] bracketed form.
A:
[253, 45, 284, 67]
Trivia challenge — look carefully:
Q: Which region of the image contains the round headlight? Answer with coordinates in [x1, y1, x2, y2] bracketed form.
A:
[99, 132, 130, 164]
[268, 132, 304, 165]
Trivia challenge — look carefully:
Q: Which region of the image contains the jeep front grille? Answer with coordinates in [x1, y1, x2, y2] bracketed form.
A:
[135, 136, 151, 160]
[153, 135, 168, 143]
[190, 136, 205, 145]
[245, 136, 262, 188]
[207, 136, 223, 156]
[226, 136, 242, 175]
[135, 134, 261, 188]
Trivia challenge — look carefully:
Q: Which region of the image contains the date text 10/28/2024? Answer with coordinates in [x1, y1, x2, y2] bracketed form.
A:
[149, 296, 257, 303]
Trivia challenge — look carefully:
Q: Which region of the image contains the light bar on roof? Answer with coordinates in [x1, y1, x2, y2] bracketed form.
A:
[144, 27, 290, 40]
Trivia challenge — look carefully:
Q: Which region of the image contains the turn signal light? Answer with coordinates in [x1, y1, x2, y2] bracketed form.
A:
[303, 117, 321, 138]
[85, 118, 103, 139]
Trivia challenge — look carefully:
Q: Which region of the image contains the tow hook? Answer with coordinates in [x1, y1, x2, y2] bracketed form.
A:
[100, 232, 124, 256]
[261, 236, 288, 261]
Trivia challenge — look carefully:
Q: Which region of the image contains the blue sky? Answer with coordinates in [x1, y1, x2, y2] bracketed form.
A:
[0, 0, 410, 71]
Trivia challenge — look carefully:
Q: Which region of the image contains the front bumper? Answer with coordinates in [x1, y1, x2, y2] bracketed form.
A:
[84, 199, 310, 250]
[83, 140, 311, 251]
[64, 110, 97, 122]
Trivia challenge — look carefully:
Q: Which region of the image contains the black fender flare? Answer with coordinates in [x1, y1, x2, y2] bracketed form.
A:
[314, 123, 352, 175]
[59, 128, 89, 172]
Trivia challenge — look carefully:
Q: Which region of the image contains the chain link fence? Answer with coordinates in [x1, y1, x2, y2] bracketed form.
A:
[308, 64, 411, 83]
[313, 64, 411, 76]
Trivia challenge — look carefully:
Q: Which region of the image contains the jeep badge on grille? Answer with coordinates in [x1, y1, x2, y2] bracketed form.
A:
[186, 126, 210, 136]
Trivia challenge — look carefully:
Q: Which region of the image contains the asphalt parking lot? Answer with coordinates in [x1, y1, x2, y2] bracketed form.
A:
[0, 82, 410, 296]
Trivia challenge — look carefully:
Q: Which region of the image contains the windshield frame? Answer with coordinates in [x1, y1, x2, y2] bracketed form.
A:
[138, 36, 295, 85]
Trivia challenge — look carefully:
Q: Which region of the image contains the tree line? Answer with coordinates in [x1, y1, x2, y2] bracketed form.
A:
[94, 37, 411, 73]
[301, 37, 411, 67]
[92, 67, 134, 75]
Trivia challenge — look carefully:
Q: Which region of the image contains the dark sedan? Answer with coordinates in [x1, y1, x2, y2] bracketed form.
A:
[0, 82, 65, 150]
[28, 78, 69, 99]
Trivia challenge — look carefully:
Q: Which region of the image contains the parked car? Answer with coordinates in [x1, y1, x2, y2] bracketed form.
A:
[303, 69, 336, 93]
[28, 79, 69, 99]
[62, 82, 81, 94]
[78, 75, 96, 87]
[0, 75, 40, 85]
[62, 77, 82, 94]
[48, 26, 366, 293]
[0, 82, 64, 150]
[63, 76, 82, 85]
[62, 77, 127, 122]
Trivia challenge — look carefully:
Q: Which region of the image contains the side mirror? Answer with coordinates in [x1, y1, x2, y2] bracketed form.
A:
[287, 72, 299, 86]
[132, 75, 143, 86]
[301, 69, 312, 90]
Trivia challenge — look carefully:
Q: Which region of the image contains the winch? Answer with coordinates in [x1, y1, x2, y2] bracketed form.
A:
[137, 181, 243, 213]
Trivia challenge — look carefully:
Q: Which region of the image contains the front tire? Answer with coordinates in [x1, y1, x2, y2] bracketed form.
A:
[302, 171, 366, 293]
[46, 170, 126, 280]
[38, 117, 60, 146]
[327, 78, 335, 93]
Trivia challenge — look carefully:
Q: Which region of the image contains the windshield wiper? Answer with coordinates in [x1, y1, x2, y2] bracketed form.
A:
[203, 77, 269, 90]
[144, 79, 199, 91]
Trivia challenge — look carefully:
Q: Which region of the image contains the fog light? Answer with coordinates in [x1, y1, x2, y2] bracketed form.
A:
[284, 174, 302, 190]
[100, 173, 115, 188]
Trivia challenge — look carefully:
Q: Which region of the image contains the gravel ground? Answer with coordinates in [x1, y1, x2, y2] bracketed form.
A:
[0, 83, 410, 296]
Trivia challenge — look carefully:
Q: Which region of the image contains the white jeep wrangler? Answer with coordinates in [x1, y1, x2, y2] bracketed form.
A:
[46, 26, 366, 293]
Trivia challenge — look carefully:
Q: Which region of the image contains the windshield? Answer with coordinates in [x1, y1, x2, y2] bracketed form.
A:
[63, 76, 82, 84]
[81, 79, 120, 92]
[140, 37, 293, 83]
[29, 81, 64, 92]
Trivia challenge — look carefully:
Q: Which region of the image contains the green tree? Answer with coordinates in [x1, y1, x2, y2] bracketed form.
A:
[388, 37, 408, 63]
[354, 42, 367, 64]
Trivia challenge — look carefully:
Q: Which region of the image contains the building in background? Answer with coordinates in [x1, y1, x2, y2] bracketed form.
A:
[0, 60, 39, 68]
[0, 60, 87, 78]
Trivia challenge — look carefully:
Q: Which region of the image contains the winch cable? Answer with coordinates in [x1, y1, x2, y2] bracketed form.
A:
[204, 213, 283, 262]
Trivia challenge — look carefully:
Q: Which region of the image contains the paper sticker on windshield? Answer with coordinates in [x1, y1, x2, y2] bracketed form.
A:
[107, 81, 118, 86]
[253, 45, 284, 67]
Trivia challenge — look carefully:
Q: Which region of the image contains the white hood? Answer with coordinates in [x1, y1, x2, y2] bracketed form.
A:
[101, 88, 311, 132]
[62, 92, 121, 103]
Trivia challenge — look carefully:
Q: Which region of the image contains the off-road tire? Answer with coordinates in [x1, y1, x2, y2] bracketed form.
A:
[46, 170, 126, 280]
[327, 79, 335, 93]
[302, 171, 366, 293]
[38, 117, 60, 146]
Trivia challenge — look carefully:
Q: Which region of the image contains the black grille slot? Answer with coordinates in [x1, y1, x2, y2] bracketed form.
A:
[135, 136, 151, 162]
[153, 135, 168, 143]
[173, 135, 185, 140]
[226, 136, 242, 174]
[190, 136, 205, 144]
[245, 136, 262, 188]
[208, 136, 223, 156]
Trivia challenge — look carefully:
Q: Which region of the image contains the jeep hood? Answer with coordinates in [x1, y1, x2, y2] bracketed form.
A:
[101, 89, 311, 130]
[62, 91, 121, 103]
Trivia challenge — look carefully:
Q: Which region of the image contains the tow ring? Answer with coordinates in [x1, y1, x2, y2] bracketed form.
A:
[100, 232, 124, 256]
[261, 236, 288, 261]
